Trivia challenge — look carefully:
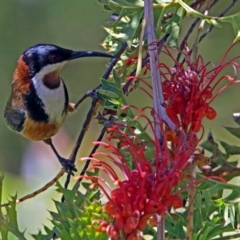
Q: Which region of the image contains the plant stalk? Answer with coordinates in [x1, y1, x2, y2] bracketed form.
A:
[143, 0, 174, 239]
[186, 161, 196, 240]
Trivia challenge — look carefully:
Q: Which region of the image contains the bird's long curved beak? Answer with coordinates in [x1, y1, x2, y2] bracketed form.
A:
[70, 51, 114, 60]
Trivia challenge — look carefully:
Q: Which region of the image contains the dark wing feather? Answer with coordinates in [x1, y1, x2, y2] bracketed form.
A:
[4, 107, 26, 132]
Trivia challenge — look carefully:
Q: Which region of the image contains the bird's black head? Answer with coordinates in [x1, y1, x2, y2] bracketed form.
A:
[22, 44, 114, 77]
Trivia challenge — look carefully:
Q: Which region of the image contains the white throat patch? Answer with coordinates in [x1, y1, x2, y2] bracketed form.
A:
[32, 62, 67, 122]
[36, 62, 66, 79]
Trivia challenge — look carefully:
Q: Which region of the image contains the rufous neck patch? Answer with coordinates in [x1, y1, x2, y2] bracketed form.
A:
[13, 56, 30, 83]
[12, 56, 31, 94]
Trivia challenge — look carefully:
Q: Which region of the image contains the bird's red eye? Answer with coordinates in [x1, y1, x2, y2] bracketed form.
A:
[49, 55, 57, 63]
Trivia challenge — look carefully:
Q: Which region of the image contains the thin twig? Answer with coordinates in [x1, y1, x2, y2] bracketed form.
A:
[122, 33, 170, 95]
[186, 161, 197, 240]
[180, 0, 236, 64]
[102, 43, 127, 79]
[177, 0, 219, 63]
[62, 43, 127, 195]
[190, 0, 209, 9]
[63, 98, 100, 193]
[74, 90, 97, 110]
[176, 17, 200, 62]
[1, 169, 65, 207]
[74, 124, 108, 189]
[186, 4, 210, 238]
[192, 4, 210, 62]
[136, 18, 146, 78]
[199, 0, 238, 43]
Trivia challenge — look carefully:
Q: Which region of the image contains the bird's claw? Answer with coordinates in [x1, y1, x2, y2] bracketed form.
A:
[59, 158, 77, 176]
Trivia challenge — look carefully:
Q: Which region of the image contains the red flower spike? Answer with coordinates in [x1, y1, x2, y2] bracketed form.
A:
[83, 113, 209, 237]
[158, 43, 240, 133]
[81, 43, 240, 238]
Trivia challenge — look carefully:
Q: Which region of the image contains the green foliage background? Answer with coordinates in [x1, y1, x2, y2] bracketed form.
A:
[1, 1, 240, 239]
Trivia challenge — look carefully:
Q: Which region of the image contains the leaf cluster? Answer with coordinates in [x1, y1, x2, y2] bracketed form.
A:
[32, 182, 108, 240]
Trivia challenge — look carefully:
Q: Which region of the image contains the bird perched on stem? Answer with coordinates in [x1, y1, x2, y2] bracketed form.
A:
[4, 44, 114, 174]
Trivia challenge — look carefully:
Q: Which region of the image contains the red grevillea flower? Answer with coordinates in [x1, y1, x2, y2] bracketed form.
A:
[79, 43, 237, 239]
[126, 42, 240, 133]
[159, 42, 240, 132]
[80, 107, 197, 239]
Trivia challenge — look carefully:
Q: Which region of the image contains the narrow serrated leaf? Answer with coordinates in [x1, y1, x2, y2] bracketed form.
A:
[223, 126, 240, 139]
[220, 141, 240, 155]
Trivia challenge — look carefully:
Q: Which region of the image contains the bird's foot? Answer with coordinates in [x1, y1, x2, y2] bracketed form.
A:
[58, 158, 77, 176]
[43, 138, 77, 175]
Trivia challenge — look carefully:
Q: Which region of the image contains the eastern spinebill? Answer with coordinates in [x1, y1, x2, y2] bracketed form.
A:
[4, 44, 114, 174]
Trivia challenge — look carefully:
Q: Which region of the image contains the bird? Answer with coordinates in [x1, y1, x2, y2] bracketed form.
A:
[4, 43, 114, 174]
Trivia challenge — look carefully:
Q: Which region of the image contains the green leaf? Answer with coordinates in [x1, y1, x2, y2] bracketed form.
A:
[118, 8, 143, 45]
[162, 7, 184, 47]
[218, 13, 240, 42]
[101, 79, 122, 97]
[229, 204, 235, 228]
[200, 133, 218, 153]
[0, 194, 27, 240]
[178, 0, 240, 41]
[198, 222, 216, 240]
[100, 69, 123, 98]
[209, 19, 222, 28]
[223, 126, 240, 139]
[213, 198, 224, 207]
[60, 229, 73, 240]
[32, 181, 108, 240]
[202, 224, 223, 239]
[220, 141, 240, 155]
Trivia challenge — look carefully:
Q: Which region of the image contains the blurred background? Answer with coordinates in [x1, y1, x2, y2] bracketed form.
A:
[1, 0, 240, 238]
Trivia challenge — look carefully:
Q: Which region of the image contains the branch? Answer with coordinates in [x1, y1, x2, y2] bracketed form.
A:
[199, 0, 238, 43]
[144, 0, 175, 134]
[60, 43, 127, 201]
[72, 123, 108, 191]
[177, 0, 219, 63]
[0, 169, 65, 207]
[144, 0, 174, 239]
